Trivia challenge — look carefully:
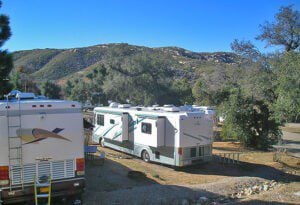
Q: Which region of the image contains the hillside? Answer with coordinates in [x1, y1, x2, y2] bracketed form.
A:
[12, 43, 241, 83]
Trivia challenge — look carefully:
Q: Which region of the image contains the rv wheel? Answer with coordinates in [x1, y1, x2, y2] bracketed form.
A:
[142, 150, 150, 162]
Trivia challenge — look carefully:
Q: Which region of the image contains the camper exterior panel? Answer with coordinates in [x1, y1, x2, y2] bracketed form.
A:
[93, 112, 124, 143]
[102, 139, 176, 166]
[0, 98, 85, 203]
[179, 113, 213, 147]
[20, 112, 84, 163]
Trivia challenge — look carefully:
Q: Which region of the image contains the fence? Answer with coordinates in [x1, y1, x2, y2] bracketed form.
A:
[213, 152, 242, 164]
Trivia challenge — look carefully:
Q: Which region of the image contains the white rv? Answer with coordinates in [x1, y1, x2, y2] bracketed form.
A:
[92, 104, 213, 167]
[0, 91, 85, 204]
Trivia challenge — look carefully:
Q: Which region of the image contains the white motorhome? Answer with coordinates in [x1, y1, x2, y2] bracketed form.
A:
[0, 91, 85, 204]
[92, 104, 213, 167]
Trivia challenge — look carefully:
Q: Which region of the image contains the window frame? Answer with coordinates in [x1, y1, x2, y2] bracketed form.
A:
[141, 122, 152, 134]
[97, 114, 104, 126]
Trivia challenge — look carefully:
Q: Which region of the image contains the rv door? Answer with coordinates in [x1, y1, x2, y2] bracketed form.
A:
[156, 117, 166, 146]
[122, 113, 129, 141]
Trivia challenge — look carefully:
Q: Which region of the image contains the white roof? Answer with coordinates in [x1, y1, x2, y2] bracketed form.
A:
[0, 99, 81, 110]
[94, 106, 205, 117]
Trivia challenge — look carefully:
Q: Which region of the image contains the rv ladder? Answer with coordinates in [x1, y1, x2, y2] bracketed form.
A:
[6, 97, 24, 190]
[34, 175, 52, 205]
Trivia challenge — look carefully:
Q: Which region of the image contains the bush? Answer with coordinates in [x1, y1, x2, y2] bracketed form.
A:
[220, 87, 281, 150]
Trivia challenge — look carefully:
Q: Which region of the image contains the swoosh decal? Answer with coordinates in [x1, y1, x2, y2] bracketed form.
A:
[183, 132, 203, 141]
[17, 128, 71, 145]
[101, 123, 119, 137]
[198, 134, 210, 141]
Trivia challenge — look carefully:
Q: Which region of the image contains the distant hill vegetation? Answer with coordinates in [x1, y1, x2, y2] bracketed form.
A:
[12, 43, 262, 107]
[12, 43, 241, 83]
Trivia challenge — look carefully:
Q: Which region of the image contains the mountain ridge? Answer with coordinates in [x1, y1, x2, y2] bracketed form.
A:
[12, 43, 242, 84]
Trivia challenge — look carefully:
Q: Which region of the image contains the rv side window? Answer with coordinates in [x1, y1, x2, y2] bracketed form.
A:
[97, 114, 104, 126]
[110, 119, 115, 124]
[141, 123, 152, 134]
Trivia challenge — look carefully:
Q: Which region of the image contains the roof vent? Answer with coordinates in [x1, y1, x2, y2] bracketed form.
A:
[109, 102, 119, 108]
[118, 104, 131, 108]
[163, 106, 180, 112]
[163, 104, 174, 108]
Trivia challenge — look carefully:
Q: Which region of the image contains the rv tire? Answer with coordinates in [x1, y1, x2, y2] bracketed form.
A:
[142, 150, 150, 162]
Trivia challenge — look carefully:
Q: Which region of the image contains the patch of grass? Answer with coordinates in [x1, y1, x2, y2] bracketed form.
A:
[127, 171, 147, 182]
[151, 172, 165, 181]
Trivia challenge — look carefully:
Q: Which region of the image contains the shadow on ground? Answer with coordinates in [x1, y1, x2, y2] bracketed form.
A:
[82, 157, 299, 205]
[178, 160, 300, 183]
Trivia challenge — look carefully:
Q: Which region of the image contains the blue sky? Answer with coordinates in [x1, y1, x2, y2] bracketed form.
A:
[1, 0, 300, 52]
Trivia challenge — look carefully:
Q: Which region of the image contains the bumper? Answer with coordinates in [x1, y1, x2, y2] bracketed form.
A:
[178, 155, 212, 167]
[1, 177, 85, 204]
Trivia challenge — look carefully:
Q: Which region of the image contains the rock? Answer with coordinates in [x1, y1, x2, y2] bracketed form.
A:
[294, 191, 300, 196]
[244, 188, 252, 196]
[252, 185, 259, 193]
[263, 185, 269, 191]
[270, 181, 277, 187]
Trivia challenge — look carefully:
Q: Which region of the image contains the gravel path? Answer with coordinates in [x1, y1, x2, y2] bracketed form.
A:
[282, 131, 300, 158]
[83, 177, 272, 205]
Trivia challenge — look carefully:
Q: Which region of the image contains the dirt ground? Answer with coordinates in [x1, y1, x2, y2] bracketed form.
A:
[82, 142, 300, 205]
[80, 116, 300, 204]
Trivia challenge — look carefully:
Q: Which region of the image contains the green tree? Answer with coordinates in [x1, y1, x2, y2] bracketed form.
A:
[192, 79, 211, 105]
[63, 80, 74, 98]
[102, 53, 173, 105]
[172, 78, 194, 105]
[220, 87, 281, 150]
[256, 5, 300, 51]
[41, 81, 61, 99]
[230, 39, 261, 61]
[69, 80, 91, 103]
[10, 71, 22, 90]
[0, 0, 12, 97]
[272, 52, 300, 122]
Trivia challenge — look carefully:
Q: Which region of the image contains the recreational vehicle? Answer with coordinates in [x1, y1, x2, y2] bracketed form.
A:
[0, 91, 85, 204]
[92, 104, 213, 167]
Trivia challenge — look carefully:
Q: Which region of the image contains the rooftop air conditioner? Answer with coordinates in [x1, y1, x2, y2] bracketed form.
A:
[118, 104, 131, 108]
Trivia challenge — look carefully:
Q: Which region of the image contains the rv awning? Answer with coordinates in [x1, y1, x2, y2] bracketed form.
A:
[136, 114, 164, 119]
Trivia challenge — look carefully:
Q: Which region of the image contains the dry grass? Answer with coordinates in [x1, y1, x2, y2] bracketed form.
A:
[282, 123, 300, 133]
[95, 142, 299, 187]
[282, 126, 300, 134]
[83, 141, 300, 205]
